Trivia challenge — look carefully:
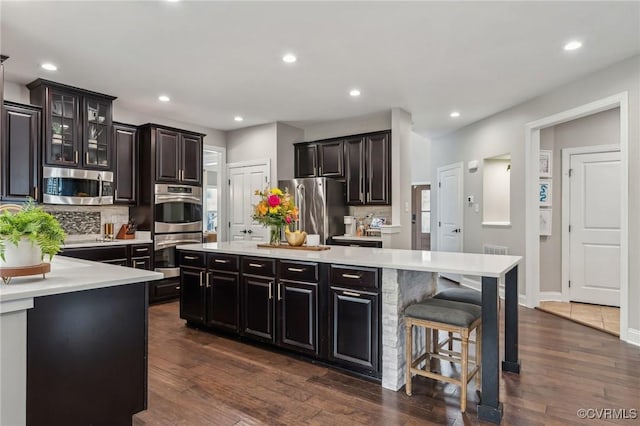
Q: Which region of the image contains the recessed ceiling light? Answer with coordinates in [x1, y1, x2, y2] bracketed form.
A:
[158, 95, 170, 102]
[234, 116, 244, 122]
[450, 111, 461, 118]
[564, 40, 582, 51]
[349, 89, 361, 97]
[41, 63, 57, 71]
[282, 53, 297, 64]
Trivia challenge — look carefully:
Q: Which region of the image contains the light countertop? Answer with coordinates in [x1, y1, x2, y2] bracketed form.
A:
[0, 256, 163, 303]
[177, 241, 521, 278]
[62, 238, 153, 249]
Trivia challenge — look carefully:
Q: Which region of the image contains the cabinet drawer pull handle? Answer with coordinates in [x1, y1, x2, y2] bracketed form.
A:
[135, 248, 149, 253]
[206, 273, 210, 288]
[268, 281, 273, 300]
[342, 273, 362, 279]
[214, 259, 229, 263]
[134, 261, 145, 267]
[175, 286, 181, 290]
[349, 244, 360, 247]
[287, 267, 304, 272]
[75, 151, 79, 164]
[343, 291, 362, 297]
[85, 152, 89, 164]
[184, 255, 198, 260]
[249, 263, 264, 268]
[199, 271, 204, 287]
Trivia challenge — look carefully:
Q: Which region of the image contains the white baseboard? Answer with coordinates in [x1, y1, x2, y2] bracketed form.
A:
[626, 328, 640, 347]
[538, 291, 563, 302]
[459, 277, 527, 306]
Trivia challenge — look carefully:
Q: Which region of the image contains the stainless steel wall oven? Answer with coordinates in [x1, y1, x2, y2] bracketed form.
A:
[154, 184, 202, 233]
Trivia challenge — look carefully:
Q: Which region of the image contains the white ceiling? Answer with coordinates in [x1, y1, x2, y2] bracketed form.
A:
[2, 1, 639, 137]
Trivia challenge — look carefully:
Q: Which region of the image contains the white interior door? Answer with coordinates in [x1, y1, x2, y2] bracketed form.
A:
[569, 151, 620, 306]
[437, 163, 463, 282]
[227, 162, 270, 242]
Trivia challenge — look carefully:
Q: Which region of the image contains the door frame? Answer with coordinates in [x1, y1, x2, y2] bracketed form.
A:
[524, 92, 629, 342]
[411, 182, 432, 250]
[226, 158, 271, 241]
[203, 145, 226, 242]
[436, 162, 464, 252]
[561, 145, 620, 303]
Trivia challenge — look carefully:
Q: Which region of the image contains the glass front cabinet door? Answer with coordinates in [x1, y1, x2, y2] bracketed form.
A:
[48, 90, 81, 166]
[83, 97, 112, 168]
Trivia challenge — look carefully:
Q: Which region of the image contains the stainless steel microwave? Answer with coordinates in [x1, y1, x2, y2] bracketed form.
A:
[43, 166, 114, 205]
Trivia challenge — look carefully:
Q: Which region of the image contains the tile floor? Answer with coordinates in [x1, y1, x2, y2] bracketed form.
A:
[537, 301, 620, 336]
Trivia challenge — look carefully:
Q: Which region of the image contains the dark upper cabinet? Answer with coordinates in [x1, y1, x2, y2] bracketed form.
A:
[295, 143, 317, 178]
[318, 140, 344, 177]
[156, 128, 180, 182]
[153, 126, 203, 185]
[181, 134, 202, 184]
[27, 79, 116, 170]
[294, 141, 344, 178]
[1, 102, 41, 201]
[344, 136, 365, 204]
[113, 123, 137, 204]
[345, 132, 391, 205]
[365, 132, 391, 204]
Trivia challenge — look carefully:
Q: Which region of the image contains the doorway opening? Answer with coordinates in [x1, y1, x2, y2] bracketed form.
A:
[411, 184, 431, 250]
[203, 146, 226, 242]
[525, 92, 629, 342]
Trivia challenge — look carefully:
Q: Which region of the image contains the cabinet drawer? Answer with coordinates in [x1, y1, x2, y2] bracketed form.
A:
[179, 251, 206, 268]
[61, 245, 128, 262]
[130, 244, 152, 257]
[279, 260, 318, 282]
[152, 279, 181, 301]
[330, 264, 379, 289]
[242, 257, 276, 276]
[207, 253, 239, 272]
[131, 256, 151, 270]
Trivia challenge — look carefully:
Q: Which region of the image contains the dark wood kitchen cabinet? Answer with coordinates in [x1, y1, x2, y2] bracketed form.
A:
[242, 256, 276, 343]
[294, 141, 344, 178]
[27, 79, 116, 170]
[345, 131, 391, 205]
[179, 252, 239, 329]
[152, 126, 202, 185]
[113, 122, 138, 204]
[278, 279, 318, 355]
[1, 101, 41, 202]
[329, 264, 380, 376]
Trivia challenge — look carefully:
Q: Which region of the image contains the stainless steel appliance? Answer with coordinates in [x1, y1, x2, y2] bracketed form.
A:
[154, 232, 203, 278]
[154, 184, 203, 233]
[43, 166, 113, 205]
[344, 215, 357, 236]
[278, 178, 348, 245]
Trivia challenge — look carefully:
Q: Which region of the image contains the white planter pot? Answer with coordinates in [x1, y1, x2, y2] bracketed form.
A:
[0, 238, 42, 268]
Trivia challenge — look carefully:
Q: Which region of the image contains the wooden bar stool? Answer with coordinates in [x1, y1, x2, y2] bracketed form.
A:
[405, 298, 482, 413]
[433, 288, 482, 356]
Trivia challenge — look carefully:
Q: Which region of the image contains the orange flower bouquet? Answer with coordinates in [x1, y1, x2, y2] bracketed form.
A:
[252, 187, 299, 245]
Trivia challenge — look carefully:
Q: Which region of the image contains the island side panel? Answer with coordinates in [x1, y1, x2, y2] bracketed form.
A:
[381, 268, 436, 390]
[26, 283, 148, 426]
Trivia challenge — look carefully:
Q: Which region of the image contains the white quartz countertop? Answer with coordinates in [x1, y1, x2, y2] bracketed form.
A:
[333, 235, 383, 241]
[0, 256, 163, 303]
[177, 241, 521, 278]
[62, 238, 153, 249]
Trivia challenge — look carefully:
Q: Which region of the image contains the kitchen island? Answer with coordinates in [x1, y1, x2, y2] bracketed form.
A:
[177, 241, 521, 424]
[0, 256, 163, 426]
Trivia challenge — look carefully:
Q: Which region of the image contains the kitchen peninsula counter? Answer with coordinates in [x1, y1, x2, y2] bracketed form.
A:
[178, 241, 521, 424]
[0, 257, 163, 426]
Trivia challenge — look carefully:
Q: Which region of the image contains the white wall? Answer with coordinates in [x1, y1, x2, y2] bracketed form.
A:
[3, 79, 227, 148]
[411, 132, 431, 184]
[539, 107, 620, 293]
[482, 157, 511, 224]
[226, 122, 278, 184]
[276, 122, 304, 181]
[389, 108, 413, 249]
[301, 111, 391, 141]
[431, 55, 639, 332]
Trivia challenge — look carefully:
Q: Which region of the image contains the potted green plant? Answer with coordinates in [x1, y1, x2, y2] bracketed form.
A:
[0, 201, 66, 268]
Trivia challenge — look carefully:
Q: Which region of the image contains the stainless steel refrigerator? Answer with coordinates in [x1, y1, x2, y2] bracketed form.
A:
[278, 178, 348, 244]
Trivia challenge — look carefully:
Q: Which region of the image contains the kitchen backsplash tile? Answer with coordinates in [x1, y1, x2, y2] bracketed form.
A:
[42, 205, 130, 239]
[349, 206, 392, 224]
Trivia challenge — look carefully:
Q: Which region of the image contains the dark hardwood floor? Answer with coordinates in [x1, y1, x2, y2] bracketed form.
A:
[135, 299, 639, 426]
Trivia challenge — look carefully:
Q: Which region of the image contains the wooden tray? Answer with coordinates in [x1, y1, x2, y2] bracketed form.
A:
[257, 243, 331, 251]
[0, 263, 51, 284]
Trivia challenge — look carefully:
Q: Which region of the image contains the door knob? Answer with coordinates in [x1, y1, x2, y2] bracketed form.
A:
[240, 229, 247, 234]
[452, 228, 461, 233]
[247, 229, 253, 234]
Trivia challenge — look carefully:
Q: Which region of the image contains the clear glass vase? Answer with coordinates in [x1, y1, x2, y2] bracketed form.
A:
[269, 225, 282, 246]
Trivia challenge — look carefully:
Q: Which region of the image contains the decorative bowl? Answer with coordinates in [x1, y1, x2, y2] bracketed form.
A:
[285, 231, 307, 246]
